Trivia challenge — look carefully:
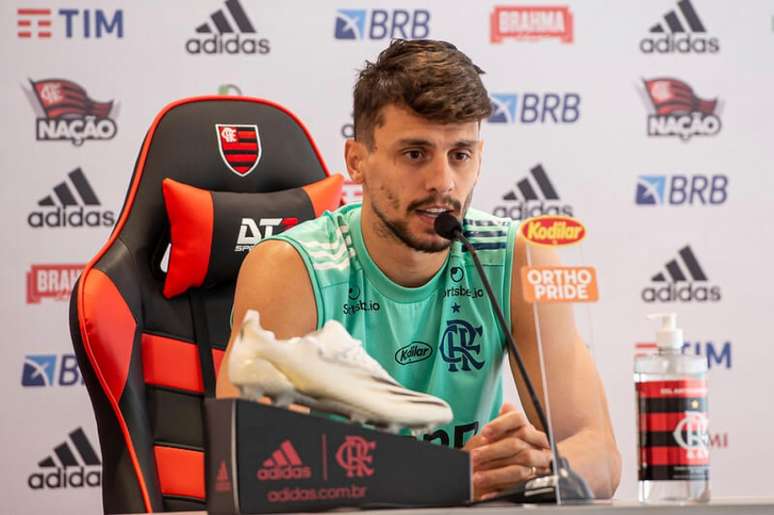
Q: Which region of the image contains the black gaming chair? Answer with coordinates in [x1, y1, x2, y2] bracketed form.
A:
[69, 97, 334, 513]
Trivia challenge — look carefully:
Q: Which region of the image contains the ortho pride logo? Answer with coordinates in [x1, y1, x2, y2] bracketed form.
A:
[27, 264, 83, 303]
[642, 78, 721, 141]
[26, 78, 117, 145]
[490, 6, 573, 44]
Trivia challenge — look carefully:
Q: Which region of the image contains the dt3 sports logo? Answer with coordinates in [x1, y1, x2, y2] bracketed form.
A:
[16, 7, 123, 39]
[440, 319, 484, 372]
[235, 217, 299, 252]
[25, 78, 117, 145]
[186, 0, 270, 55]
[520, 215, 585, 247]
[642, 78, 721, 141]
[642, 245, 721, 302]
[488, 92, 580, 125]
[22, 353, 83, 387]
[493, 163, 573, 220]
[490, 5, 573, 44]
[28, 427, 100, 490]
[28, 168, 115, 229]
[635, 174, 728, 206]
[216, 124, 261, 176]
[27, 264, 83, 304]
[639, 0, 719, 54]
[334, 9, 430, 40]
[258, 440, 311, 480]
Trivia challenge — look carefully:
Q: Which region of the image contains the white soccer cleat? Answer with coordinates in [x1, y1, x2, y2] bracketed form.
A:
[229, 309, 453, 431]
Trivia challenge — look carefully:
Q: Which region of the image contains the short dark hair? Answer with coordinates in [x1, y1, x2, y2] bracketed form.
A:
[353, 39, 492, 147]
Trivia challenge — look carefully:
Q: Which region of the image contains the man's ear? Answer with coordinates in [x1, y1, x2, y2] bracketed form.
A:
[345, 139, 367, 185]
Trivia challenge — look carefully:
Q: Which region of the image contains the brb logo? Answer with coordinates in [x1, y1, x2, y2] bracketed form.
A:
[642, 78, 721, 141]
[186, 0, 270, 55]
[642, 245, 721, 302]
[16, 7, 123, 39]
[440, 320, 484, 372]
[27, 264, 83, 304]
[26, 79, 117, 145]
[494, 163, 573, 220]
[488, 92, 580, 125]
[334, 9, 430, 40]
[22, 354, 83, 387]
[336, 436, 375, 478]
[235, 217, 298, 252]
[635, 175, 728, 206]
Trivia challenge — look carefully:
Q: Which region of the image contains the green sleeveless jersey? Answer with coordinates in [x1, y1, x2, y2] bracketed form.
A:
[270, 203, 517, 448]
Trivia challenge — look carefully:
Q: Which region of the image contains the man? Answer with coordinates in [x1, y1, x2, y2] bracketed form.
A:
[217, 39, 621, 499]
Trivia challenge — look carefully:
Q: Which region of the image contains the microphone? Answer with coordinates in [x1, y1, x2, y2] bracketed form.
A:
[434, 213, 591, 503]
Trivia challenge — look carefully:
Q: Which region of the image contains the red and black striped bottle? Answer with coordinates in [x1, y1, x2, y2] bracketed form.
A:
[635, 313, 710, 503]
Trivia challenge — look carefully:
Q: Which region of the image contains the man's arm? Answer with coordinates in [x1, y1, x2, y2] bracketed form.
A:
[509, 232, 621, 496]
[216, 240, 317, 398]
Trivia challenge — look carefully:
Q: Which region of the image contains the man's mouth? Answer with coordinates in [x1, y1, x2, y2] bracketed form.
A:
[414, 206, 455, 224]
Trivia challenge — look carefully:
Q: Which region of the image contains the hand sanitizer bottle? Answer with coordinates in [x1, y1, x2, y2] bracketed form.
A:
[635, 313, 710, 503]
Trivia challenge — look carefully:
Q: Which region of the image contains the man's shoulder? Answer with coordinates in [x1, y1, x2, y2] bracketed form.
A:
[455, 208, 517, 265]
[279, 203, 358, 247]
[462, 208, 514, 230]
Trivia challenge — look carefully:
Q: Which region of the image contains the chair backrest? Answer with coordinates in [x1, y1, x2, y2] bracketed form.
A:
[69, 96, 332, 513]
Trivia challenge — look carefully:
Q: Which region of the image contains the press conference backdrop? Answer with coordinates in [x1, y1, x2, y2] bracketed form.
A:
[2, 1, 772, 513]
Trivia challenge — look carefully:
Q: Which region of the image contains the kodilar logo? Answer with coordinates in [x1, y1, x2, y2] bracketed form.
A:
[27, 168, 115, 228]
[494, 163, 573, 220]
[186, 0, 270, 55]
[28, 427, 101, 489]
[642, 245, 721, 302]
[640, 0, 719, 54]
[642, 78, 721, 141]
[520, 215, 585, 247]
[26, 78, 117, 145]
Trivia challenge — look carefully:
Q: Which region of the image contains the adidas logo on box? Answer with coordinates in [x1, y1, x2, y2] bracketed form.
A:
[640, 0, 719, 54]
[28, 427, 101, 490]
[493, 164, 573, 220]
[257, 440, 312, 481]
[186, 0, 270, 55]
[641, 245, 721, 302]
[27, 168, 115, 228]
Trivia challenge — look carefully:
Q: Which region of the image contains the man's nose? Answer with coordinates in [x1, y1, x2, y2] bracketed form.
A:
[424, 155, 454, 194]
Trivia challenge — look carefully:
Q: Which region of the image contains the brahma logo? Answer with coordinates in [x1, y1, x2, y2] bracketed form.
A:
[26, 79, 117, 145]
[186, 0, 270, 55]
[490, 6, 573, 44]
[258, 440, 311, 481]
[27, 264, 83, 304]
[636, 174, 728, 206]
[216, 124, 261, 176]
[642, 78, 721, 141]
[16, 7, 123, 39]
[28, 427, 101, 490]
[642, 245, 721, 302]
[235, 217, 299, 252]
[521, 265, 598, 303]
[488, 92, 580, 124]
[640, 0, 719, 54]
[520, 215, 585, 247]
[334, 9, 430, 40]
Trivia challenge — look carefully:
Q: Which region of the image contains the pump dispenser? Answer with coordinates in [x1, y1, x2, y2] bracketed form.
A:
[635, 313, 709, 503]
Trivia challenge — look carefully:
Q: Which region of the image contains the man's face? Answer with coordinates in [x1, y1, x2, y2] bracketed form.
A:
[351, 104, 483, 253]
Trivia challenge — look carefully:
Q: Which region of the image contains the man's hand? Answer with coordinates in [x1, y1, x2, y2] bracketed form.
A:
[464, 403, 553, 500]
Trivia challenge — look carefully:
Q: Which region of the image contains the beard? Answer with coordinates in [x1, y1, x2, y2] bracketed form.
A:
[370, 190, 473, 254]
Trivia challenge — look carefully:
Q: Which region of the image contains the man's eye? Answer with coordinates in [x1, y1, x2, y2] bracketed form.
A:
[404, 150, 423, 160]
[453, 151, 471, 161]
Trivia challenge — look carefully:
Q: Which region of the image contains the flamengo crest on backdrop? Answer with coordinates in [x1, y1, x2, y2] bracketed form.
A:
[216, 124, 261, 176]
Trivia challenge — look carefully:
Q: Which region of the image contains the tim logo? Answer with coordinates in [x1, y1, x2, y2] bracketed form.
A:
[642, 78, 721, 141]
[26, 79, 117, 145]
[27, 264, 83, 304]
[16, 8, 123, 39]
[235, 217, 299, 252]
[22, 354, 83, 387]
[490, 6, 573, 44]
[336, 436, 375, 478]
[257, 440, 311, 481]
[642, 245, 721, 303]
[334, 9, 430, 40]
[488, 93, 580, 125]
[640, 0, 719, 54]
[28, 427, 101, 490]
[216, 124, 261, 176]
[636, 175, 728, 206]
[440, 320, 484, 372]
[494, 163, 573, 220]
[635, 341, 732, 370]
[186, 0, 270, 55]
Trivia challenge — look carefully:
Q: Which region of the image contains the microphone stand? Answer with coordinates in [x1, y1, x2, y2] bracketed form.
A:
[436, 214, 592, 503]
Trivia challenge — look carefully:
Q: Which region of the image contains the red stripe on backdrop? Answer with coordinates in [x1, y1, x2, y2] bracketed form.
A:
[640, 446, 709, 466]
